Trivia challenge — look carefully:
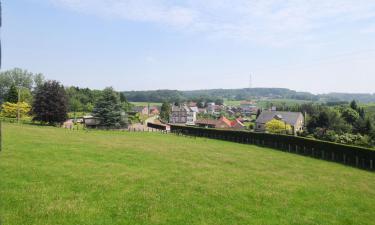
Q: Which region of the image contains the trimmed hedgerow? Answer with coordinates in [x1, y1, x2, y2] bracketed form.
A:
[170, 125, 375, 170]
[147, 122, 168, 130]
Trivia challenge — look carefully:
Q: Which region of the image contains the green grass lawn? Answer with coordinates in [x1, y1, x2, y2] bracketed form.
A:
[0, 123, 374, 225]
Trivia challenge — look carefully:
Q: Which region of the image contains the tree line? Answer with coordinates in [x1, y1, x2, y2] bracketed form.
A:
[123, 88, 375, 103]
[0, 68, 130, 128]
[269, 101, 375, 147]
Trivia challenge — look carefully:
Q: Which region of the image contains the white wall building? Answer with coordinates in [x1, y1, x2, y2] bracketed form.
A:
[170, 105, 197, 125]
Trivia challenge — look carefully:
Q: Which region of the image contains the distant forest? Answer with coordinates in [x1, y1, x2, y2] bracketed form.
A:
[123, 88, 375, 103]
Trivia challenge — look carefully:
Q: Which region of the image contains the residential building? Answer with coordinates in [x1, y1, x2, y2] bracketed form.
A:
[230, 119, 246, 130]
[170, 105, 197, 125]
[255, 111, 304, 134]
[195, 116, 245, 130]
[198, 108, 207, 114]
[131, 106, 149, 115]
[240, 101, 258, 116]
[207, 102, 216, 114]
[149, 106, 160, 115]
[195, 118, 218, 128]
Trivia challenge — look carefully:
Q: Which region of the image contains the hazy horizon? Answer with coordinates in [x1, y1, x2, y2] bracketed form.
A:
[3, 0, 375, 94]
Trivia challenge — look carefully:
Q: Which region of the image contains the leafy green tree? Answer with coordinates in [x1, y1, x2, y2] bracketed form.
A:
[197, 101, 205, 108]
[5, 84, 18, 103]
[33, 73, 45, 89]
[32, 81, 68, 124]
[20, 88, 33, 104]
[160, 102, 171, 123]
[354, 118, 373, 135]
[93, 87, 126, 128]
[307, 111, 329, 132]
[350, 100, 358, 111]
[358, 107, 366, 119]
[214, 98, 224, 105]
[0, 68, 44, 103]
[308, 108, 350, 134]
[341, 108, 360, 125]
[84, 102, 94, 113]
[119, 92, 132, 112]
[69, 98, 83, 120]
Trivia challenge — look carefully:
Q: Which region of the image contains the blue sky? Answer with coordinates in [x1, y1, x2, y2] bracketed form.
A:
[2, 0, 375, 93]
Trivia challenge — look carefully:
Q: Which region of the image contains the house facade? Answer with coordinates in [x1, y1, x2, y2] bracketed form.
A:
[170, 105, 197, 125]
[255, 111, 304, 134]
[240, 101, 258, 116]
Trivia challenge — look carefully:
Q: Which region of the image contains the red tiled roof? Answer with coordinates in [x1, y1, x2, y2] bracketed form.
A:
[219, 116, 232, 127]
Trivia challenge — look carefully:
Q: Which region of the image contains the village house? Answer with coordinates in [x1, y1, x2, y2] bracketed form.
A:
[207, 102, 216, 114]
[149, 106, 160, 115]
[198, 108, 207, 114]
[170, 105, 197, 125]
[195, 116, 245, 130]
[131, 106, 149, 115]
[240, 101, 258, 116]
[255, 111, 304, 134]
[130, 106, 160, 116]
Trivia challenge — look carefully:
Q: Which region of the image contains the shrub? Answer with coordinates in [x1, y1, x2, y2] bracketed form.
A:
[1, 102, 31, 118]
[265, 119, 291, 134]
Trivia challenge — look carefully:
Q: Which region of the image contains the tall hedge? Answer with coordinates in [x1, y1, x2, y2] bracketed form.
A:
[170, 125, 375, 171]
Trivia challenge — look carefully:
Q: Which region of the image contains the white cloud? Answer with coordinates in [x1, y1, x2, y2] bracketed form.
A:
[49, 0, 375, 46]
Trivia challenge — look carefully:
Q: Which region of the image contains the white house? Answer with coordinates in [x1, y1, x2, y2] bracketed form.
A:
[170, 105, 197, 125]
[255, 111, 304, 134]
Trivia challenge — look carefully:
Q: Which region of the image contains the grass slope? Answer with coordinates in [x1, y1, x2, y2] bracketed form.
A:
[0, 123, 374, 225]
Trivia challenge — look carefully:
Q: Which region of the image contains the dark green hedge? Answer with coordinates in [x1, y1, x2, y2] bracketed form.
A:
[147, 122, 168, 131]
[170, 125, 375, 171]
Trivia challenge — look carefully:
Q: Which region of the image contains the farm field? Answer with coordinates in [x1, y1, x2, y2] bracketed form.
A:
[130, 102, 163, 107]
[225, 99, 314, 108]
[362, 103, 375, 118]
[0, 123, 375, 225]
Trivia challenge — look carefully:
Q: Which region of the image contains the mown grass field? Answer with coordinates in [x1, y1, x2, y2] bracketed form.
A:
[0, 123, 374, 225]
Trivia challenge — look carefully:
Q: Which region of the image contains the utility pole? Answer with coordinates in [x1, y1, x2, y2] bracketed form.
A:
[17, 86, 20, 123]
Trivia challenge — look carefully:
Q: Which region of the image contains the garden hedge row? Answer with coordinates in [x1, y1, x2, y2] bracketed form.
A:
[170, 125, 375, 171]
[147, 122, 168, 130]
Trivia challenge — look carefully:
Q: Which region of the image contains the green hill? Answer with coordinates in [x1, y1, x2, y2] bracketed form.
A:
[0, 123, 374, 225]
